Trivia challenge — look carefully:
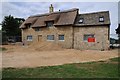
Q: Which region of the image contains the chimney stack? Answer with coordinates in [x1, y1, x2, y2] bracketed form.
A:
[49, 4, 54, 13]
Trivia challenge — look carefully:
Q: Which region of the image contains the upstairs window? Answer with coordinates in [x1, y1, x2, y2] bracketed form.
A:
[59, 35, 64, 41]
[34, 28, 40, 32]
[47, 35, 54, 41]
[78, 18, 84, 23]
[99, 17, 104, 22]
[46, 21, 54, 27]
[25, 23, 31, 28]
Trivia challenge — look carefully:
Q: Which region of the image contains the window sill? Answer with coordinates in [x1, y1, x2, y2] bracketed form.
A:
[47, 40, 54, 41]
[27, 40, 33, 41]
[59, 40, 65, 41]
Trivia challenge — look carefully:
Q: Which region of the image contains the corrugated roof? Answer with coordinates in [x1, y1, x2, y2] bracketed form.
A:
[74, 11, 110, 26]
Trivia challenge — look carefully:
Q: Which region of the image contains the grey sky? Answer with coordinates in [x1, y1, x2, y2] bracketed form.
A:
[1, 2, 118, 35]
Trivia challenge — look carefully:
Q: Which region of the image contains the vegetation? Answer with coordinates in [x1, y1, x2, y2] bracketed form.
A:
[116, 24, 120, 35]
[116, 24, 120, 39]
[2, 57, 119, 78]
[0, 47, 7, 51]
[2, 15, 25, 43]
[110, 57, 120, 62]
[2, 15, 25, 37]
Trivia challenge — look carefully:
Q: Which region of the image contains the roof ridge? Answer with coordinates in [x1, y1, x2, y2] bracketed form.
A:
[30, 8, 79, 18]
[79, 11, 109, 15]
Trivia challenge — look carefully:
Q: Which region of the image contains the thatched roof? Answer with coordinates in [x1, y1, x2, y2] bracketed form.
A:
[20, 8, 78, 28]
[74, 11, 110, 26]
[20, 8, 110, 29]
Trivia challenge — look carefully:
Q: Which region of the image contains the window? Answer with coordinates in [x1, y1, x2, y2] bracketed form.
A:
[47, 35, 54, 40]
[27, 35, 32, 41]
[78, 18, 84, 23]
[46, 21, 54, 27]
[35, 28, 40, 32]
[25, 23, 31, 28]
[99, 17, 104, 22]
[84, 34, 94, 42]
[59, 35, 64, 41]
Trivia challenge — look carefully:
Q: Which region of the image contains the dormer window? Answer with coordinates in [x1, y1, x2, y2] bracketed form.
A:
[25, 23, 31, 28]
[79, 18, 84, 23]
[46, 21, 54, 27]
[99, 17, 104, 22]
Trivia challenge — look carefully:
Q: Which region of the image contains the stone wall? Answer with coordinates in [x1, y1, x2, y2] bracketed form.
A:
[22, 26, 73, 48]
[22, 25, 110, 50]
[73, 26, 110, 50]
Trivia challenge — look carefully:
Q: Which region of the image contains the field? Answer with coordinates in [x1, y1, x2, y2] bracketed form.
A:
[1, 44, 119, 78]
[2, 57, 119, 78]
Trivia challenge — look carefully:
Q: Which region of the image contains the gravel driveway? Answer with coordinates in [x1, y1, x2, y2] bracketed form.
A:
[2, 45, 119, 68]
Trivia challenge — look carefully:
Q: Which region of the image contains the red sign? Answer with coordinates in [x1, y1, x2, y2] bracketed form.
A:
[88, 37, 95, 42]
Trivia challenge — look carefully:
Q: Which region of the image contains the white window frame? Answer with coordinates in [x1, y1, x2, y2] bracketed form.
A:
[79, 18, 84, 23]
[99, 17, 104, 22]
[47, 35, 54, 41]
[58, 35, 64, 41]
[27, 35, 33, 41]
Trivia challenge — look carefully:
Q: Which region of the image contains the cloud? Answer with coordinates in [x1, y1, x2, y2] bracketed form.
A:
[1, 2, 118, 34]
[118, 2, 120, 23]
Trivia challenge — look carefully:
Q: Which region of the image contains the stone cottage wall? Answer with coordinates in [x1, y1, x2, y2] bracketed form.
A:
[73, 26, 110, 50]
[22, 26, 73, 48]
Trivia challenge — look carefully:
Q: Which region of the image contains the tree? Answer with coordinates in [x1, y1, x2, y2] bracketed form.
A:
[2, 15, 25, 36]
[116, 24, 120, 35]
[116, 24, 120, 47]
[2, 15, 25, 43]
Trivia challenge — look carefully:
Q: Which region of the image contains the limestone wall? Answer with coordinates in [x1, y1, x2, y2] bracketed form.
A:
[22, 26, 73, 48]
[73, 26, 110, 50]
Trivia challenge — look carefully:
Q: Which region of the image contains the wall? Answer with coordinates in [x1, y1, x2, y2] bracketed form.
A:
[73, 26, 110, 50]
[22, 25, 110, 50]
[22, 26, 73, 48]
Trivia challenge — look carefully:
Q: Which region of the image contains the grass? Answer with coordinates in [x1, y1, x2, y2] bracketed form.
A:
[110, 57, 120, 62]
[0, 47, 7, 51]
[2, 57, 119, 78]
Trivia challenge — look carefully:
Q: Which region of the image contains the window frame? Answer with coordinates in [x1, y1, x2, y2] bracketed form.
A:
[99, 16, 104, 22]
[58, 35, 64, 41]
[83, 34, 95, 42]
[27, 35, 33, 41]
[34, 28, 40, 32]
[46, 21, 54, 27]
[78, 18, 84, 23]
[25, 23, 31, 28]
[47, 35, 54, 41]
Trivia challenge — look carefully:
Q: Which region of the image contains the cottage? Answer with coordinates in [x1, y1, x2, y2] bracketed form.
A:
[20, 4, 110, 50]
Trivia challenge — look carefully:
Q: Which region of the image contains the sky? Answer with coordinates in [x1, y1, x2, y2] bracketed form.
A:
[0, 1, 119, 37]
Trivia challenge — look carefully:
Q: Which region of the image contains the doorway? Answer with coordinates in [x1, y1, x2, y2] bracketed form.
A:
[38, 35, 42, 42]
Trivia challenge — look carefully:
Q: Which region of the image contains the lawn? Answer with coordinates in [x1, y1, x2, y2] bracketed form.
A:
[2, 57, 119, 78]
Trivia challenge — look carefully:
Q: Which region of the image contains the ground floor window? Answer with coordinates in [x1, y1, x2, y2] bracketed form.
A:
[84, 34, 95, 42]
[27, 35, 32, 41]
[59, 35, 64, 41]
[47, 35, 54, 41]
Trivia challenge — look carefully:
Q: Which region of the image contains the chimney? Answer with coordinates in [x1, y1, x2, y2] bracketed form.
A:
[49, 4, 54, 13]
